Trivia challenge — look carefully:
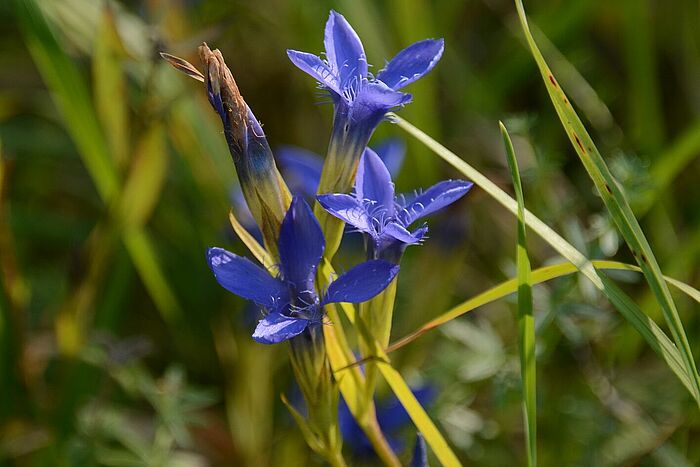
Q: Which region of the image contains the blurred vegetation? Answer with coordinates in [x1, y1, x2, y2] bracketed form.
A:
[1, 0, 699, 465]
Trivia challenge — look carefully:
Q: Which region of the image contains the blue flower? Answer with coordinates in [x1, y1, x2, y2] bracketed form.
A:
[287, 11, 444, 138]
[317, 149, 473, 262]
[207, 197, 400, 344]
[338, 385, 435, 458]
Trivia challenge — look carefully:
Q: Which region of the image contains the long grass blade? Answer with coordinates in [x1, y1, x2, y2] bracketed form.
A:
[93, 4, 129, 169]
[388, 113, 698, 402]
[388, 259, 700, 395]
[513, 0, 700, 403]
[120, 124, 168, 227]
[501, 122, 536, 466]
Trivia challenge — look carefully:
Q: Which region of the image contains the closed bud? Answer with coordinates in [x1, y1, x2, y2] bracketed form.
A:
[162, 45, 291, 256]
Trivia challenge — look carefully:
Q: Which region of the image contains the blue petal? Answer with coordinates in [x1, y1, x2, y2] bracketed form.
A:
[324, 11, 367, 89]
[317, 193, 374, 234]
[207, 247, 288, 309]
[399, 180, 473, 225]
[352, 81, 412, 127]
[377, 39, 445, 90]
[276, 146, 323, 198]
[323, 260, 399, 304]
[411, 433, 428, 467]
[382, 222, 423, 245]
[286, 49, 342, 95]
[374, 138, 406, 178]
[357, 149, 395, 217]
[278, 197, 325, 291]
[252, 311, 309, 344]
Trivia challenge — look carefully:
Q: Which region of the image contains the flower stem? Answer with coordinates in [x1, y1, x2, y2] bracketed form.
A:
[325, 447, 348, 467]
[359, 277, 398, 402]
[363, 417, 401, 467]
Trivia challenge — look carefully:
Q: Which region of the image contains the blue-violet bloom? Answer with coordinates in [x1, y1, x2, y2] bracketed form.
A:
[287, 10, 444, 196]
[207, 197, 400, 344]
[318, 149, 473, 262]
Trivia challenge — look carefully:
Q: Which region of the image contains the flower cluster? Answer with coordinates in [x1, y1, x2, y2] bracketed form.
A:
[163, 9, 471, 464]
[288, 10, 446, 258]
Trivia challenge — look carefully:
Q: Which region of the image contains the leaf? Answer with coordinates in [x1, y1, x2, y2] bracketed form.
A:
[280, 394, 324, 454]
[120, 125, 168, 227]
[94, 4, 129, 169]
[228, 210, 273, 270]
[378, 361, 461, 466]
[513, 0, 700, 403]
[390, 113, 699, 403]
[501, 122, 536, 466]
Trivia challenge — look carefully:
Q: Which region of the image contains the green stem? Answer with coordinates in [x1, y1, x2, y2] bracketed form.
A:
[362, 417, 401, 467]
[325, 446, 348, 467]
[359, 278, 398, 404]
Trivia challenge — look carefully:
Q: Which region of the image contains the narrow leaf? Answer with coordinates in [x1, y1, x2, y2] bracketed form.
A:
[120, 124, 168, 227]
[94, 4, 129, 169]
[501, 122, 536, 466]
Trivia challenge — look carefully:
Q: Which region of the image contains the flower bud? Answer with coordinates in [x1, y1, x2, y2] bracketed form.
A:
[198, 44, 292, 256]
[162, 45, 291, 256]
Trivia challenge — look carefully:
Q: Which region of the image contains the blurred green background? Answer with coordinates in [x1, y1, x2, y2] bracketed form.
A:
[1, 0, 699, 465]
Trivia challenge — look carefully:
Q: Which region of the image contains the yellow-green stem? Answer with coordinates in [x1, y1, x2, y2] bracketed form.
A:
[359, 278, 399, 414]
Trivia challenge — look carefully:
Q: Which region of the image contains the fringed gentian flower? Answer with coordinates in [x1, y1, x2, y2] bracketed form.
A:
[207, 197, 399, 344]
[338, 385, 435, 458]
[318, 149, 473, 263]
[287, 10, 444, 254]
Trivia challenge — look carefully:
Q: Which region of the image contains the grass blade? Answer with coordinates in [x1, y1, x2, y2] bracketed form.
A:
[93, 4, 129, 170]
[120, 124, 168, 227]
[389, 114, 698, 402]
[501, 122, 536, 466]
[513, 0, 700, 403]
[387, 259, 700, 395]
